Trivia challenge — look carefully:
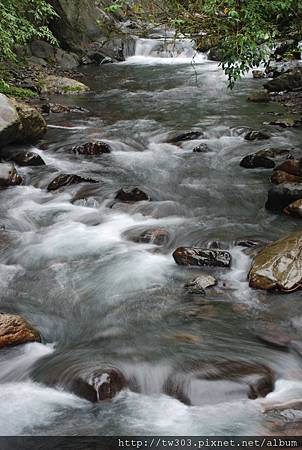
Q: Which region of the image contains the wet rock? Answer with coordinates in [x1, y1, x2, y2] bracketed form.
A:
[269, 117, 301, 128]
[252, 70, 265, 79]
[167, 131, 203, 144]
[284, 199, 302, 218]
[8, 151, 45, 167]
[47, 174, 98, 192]
[207, 47, 221, 61]
[247, 91, 271, 103]
[240, 154, 275, 169]
[271, 170, 302, 185]
[265, 183, 302, 212]
[265, 69, 302, 93]
[0, 163, 22, 187]
[115, 187, 151, 202]
[248, 374, 274, 399]
[173, 247, 231, 268]
[131, 228, 169, 245]
[72, 141, 112, 156]
[249, 230, 302, 292]
[185, 274, 217, 294]
[244, 130, 270, 141]
[235, 239, 269, 249]
[0, 94, 47, 147]
[0, 313, 41, 348]
[275, 159, 302, 177]
[50, 104, 88, 114]
[256, 148, 293, 161]
[70, 369, 127, 403]
[193, 143, 210, 153]
[39, 75, 89, 96]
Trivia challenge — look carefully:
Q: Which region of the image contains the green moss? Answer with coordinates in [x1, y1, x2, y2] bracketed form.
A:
[0, 80, 37, 98]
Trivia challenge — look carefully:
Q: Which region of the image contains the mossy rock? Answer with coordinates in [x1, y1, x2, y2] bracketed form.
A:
[39, 75, 90, 95]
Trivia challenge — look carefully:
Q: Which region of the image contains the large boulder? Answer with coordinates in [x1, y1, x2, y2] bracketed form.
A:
[249, 231, 302, 292]
[30, 40, 55, 60]
[0, 163, 22, 187]
[0, 94, 46, 147]
[0, 313, 41, 348]
[0, 147, 45, 167]
[265, 183, 302, 212]
[40, 75, 89, 95]
[173, 247, 231, 268]
[265, 69, 302, 92]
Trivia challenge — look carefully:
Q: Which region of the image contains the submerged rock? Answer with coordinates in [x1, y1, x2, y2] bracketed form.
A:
[164, 360, 273, 406]
[72, 141, 112, 155]
[167, 131, 203, 144]
[71, 369, 127, 403]
[265, 183, 302, 212]
[240, 154, 275, 169]
[0, 313, 41, 348]
[40, 75, 89, 96]
[0, 94, 47, 147]
[249, 231, 302, 292]
[244, 130, 270, 141]
[193, 143, 211, 153]
[271, 170, 302, 185]
[284, 199, 302, 218]
[47, 174, 98, 192]
[115, 187, 151, 202]
[185, 274, 217, 294]
[173, 247, 231, 268]
[247, 91, 270, 103]
[131, 228, 169, 245]
[0, 163, 22, 187]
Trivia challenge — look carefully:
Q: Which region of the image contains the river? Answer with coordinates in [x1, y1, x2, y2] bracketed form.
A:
[1, 38, 302, 436]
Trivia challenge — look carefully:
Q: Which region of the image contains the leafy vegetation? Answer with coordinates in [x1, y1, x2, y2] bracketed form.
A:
[0, 0, 58, 62]
[0, 79, 37, 97]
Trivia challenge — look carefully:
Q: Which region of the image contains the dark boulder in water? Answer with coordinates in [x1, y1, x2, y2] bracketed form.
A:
[115, 187, 151, 202]
[240, 154, 275, 169]
[244, 130, 270, 141]
[265, 183, 302, 212]
[70, 369, 127, 403]
[13, 151, 45, 167]
[167, 131, 203, 144]
[173, 247, 231, 268]
[72, 141, 112, 156]
[47, 174, 98, 191]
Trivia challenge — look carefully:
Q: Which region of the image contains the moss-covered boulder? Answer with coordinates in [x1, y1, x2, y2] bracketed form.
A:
[39, 75, 90, 95]
[249, 231, 302, 292]
[0, 94, 47, 147]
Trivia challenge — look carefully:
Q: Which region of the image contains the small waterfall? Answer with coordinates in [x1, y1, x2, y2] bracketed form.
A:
[125, 37, 207, 64]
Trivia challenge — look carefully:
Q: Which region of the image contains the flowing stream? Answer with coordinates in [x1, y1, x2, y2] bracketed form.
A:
[1, 37, 302, 436]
